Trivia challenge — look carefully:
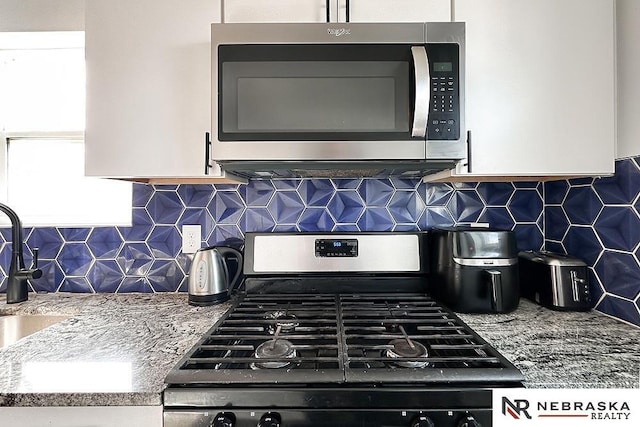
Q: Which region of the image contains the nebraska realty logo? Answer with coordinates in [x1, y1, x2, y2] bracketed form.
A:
[503, 397, 630, 420]
[502, 397, 532, 419]
[494, 390, 636, 426]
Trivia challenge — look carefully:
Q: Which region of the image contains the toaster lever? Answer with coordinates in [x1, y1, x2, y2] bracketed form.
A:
[570, 270, 585, 302]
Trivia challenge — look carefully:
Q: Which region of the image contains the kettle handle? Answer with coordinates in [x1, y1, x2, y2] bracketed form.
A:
[484, 269, 503, 312]
[215, 246, 243, 294]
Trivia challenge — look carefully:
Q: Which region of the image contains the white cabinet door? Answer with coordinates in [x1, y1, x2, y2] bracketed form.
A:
[85, 0, 227, 179]
[452, 0, 615, 177]
[347, 0, 450, 22]
[616, 0, 640, 159]
[223, 0, 328, 23]
[0, 406, 161, 427]
[222, 0, 449, 23]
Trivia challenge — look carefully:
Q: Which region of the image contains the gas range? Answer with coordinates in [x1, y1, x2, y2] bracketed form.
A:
[164, 233, 524, 427]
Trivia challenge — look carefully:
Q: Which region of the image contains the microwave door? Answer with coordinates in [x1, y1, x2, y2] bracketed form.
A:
[213, 43, 429, 162]
[411, 46, 430, 139]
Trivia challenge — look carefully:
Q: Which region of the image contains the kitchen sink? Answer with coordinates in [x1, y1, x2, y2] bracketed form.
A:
[0, 314, 70, 349]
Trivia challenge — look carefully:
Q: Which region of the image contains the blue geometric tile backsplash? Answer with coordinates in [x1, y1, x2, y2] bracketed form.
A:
[544, 156, 640, 327]
[0, 178, 544, 298]
[1, 157, 639, 327]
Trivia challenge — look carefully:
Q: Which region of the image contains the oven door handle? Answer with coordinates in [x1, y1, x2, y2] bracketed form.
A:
[411, 46, 430, 138]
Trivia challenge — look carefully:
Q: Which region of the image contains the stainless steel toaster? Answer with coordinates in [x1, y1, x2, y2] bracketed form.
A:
[518, 250, 591, 311]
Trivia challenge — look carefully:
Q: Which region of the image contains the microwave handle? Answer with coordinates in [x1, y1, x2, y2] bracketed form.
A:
[411, 46, 430, 138]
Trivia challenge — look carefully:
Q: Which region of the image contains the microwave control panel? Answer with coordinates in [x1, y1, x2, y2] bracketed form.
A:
[426, 43, 460, 141]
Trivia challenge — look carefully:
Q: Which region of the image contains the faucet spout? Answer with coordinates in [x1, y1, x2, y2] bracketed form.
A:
[0, 202, 42, 304]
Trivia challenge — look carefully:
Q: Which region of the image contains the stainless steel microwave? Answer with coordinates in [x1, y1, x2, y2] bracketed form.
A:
[210, 22, 465, 179]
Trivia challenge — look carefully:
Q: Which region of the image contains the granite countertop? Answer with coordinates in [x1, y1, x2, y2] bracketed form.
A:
[458, 302, 640, 389]
[0, 293, 638, 407]
[0, 293, 230, 407]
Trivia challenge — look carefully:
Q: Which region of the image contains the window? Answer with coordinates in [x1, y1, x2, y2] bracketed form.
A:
[0, 32, 131, 226]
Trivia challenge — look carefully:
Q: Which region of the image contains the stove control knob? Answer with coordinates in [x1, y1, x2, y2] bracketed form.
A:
[457, 414, 482, 427]
[258, 412, 281, 427]
[410, 415, 435, 427]
[211, 412, 235, 427]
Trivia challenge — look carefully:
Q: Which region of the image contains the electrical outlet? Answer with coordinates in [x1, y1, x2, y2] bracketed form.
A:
[182, 225, 201, 253]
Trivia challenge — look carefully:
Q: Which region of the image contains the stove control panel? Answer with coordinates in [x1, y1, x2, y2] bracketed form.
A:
[315, 239, 358, 258]
[166, 409, 488, 427]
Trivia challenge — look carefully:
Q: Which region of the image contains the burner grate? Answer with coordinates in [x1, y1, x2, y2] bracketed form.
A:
[166, 292, 523, 385]
[181, 294, 342, 376]
[341, 294, 501, 370]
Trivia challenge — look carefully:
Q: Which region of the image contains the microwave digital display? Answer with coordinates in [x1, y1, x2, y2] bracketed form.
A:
[433, 62, 453, 72]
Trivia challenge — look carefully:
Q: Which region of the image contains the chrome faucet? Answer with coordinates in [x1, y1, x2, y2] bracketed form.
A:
[0, 202, 42, 303]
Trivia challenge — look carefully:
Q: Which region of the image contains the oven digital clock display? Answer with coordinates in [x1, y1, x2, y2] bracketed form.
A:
[315, 239, 358, 257]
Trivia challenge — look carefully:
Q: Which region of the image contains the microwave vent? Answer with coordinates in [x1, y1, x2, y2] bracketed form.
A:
[218, 160, 457, 180]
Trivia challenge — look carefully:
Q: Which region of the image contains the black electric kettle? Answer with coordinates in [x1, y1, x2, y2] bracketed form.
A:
[188, 246, 243, 306]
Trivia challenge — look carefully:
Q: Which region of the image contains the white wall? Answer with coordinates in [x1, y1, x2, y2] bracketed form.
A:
[0, 0, 84, 31]
[616, 0, 640, 159]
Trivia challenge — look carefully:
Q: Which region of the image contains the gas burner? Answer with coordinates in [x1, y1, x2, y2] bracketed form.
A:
[264, 311, 299, 334]
[385, 338, 429, 368]
[251, 339, 297, 370]
[383, 323, 401, 333]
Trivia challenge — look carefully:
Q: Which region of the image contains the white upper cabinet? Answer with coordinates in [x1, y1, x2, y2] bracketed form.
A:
[85, 0, 238, 181]
[84, 0, 333, 181]
[86, 0, 616, 181]
[222, 0, 450, 24]
[616, 0, 640, 159]
[439, 0, 615, 179]
[223, 0, 328, 23]
[347, 0, 450, 22]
